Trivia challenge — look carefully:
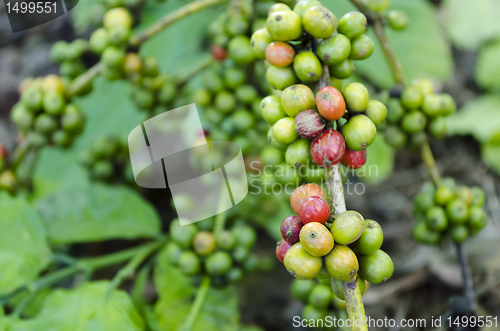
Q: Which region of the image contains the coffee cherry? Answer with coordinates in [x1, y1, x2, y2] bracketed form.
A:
[227, 268, 244, 283]
[21, 86, 43, 112]
[193, 89, 211, 107]
[170, 222, 197, 249]
[299, 222, 334, 256]
[11, 104, 34, 132]
[250, 29, 272, 60]
[284, 242, 323, 280]
[102, 46, 125, 69]
[108, 25, 131, 46]
[342, 82, 368, 112]
[260, 96, 286, 125]
[273, 117, 298, 144]
[293, 0, 321, 17]
[302, 6, 337, 39]
[341, 149, 367, 169]
[324, 245, 358, 281]
[286, 139, 313, 167]
[53, 130, 73, 148]
[226, 14, 249, 37]
[330, 59, 354, 79]
[34, 114, 57, 134]
[368, 0, 389, 12]
[401, 87, 423, 110]
[384, 125, 407, 149]
[387, 10, 409, 30]
[422, 94, 456, 117]
[164, 242, 183, 265]
[0, 170, 17, 194]
[358, 249, 393, 284]
[206, 251, 232, 275]
[308, 284, 332, 309]
[401, 110, 427, 133]
[132, 88, 154, 110]
[471, 186, 485, 207]
[386, 98, 405, 124]
[349, 34, 374, 60]
[267, 128, 288, 151]
[414, 190, 435, 212]
[299, 196, 330, 225]
[438, 94, 456, 116]
[215, 90, 237, 114]
[446, 198, 470, 225]
[425, 206, 448, 231]
[468, 206, 488, 230]
[315, 86, 346, 121]
[451, 225, 468, 243]
[42, 75, 65, 95]
[266, 65, 298, 90]
[280, 215, 303, 245]
[317, 34, 351, 65]
[104, 8, 133, 30]
[364, 100, 387, 126]
[293, 51, 322, 83]
[291, 279, 315, 302]
[232, 246, 250, 263]
[310, 129, 346, 167]
[410, 78, 434, 95]
[269, 3, 291, 14]
[265, 41, 296, 67]
[457, 186, 472, 206]
[331, 210, 364, 244]
[224, 67, 246, 89]
[291, 184, 326, 215]
[228, 35, 255, 64]
[294, 109, 326, 139]
[50, 41, 68, 63]
[337, 12, 367, 39]
[231, 109, 255, 131]
[216, 230, 236, 250]
[413, 220, 440, 244]
[211, 45, 227, 61]
[266, 10, 302, 41]
[351, 219, 383, 255]
[435, 185, 455, 206]
[178, 251, 201, 276]
[428, 116, 447, 139]
[92, 160, 113, 180]
[90, 28, 109, 54]
[192, 231, 216, 257]
[342, 115, 377, 151]
[233, 225, 256, 249]
[276, 239, 291, 262]
[281, 85, 315, 117]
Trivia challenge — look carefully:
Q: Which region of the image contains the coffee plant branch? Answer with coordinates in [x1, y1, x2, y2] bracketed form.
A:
[183, 275, 211, 331]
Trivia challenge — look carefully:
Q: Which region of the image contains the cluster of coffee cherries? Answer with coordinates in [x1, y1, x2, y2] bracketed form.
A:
[413, 179, 488, 244]
[384, 78, 455, 149]
[50, 39, 88, 80]
[11, 75, 86, 150]
[78, 135, 132, 183]
[164, 219, 259, 287]
[276, 183, 394, 286]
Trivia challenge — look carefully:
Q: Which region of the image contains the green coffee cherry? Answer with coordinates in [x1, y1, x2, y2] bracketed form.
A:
[324, 245, 358, 281]
[66, 39, 87, 61]
[50, 41, 69, 63]
[401, 87, 423, 110]
[337, 12, 367, 39]
[308, 284, 332, 309]
[231, 109, 255, 131]
[330, 59, 354, 79]
[281, 84, 315, 117]
[293, 0, 321, 17]
[206, 252, 233, 276]
[43, 91, 66, 115]
[193, 89, 211, 107]
[90, 28, 109, 54]
[285, 243, 323, 280]
[273, 117, 298, 144]
[11, 104, 34, 131]
[342, 82, 369, 112]
[228, 35, 255, 64]
[170, 221, 197, 249]
[285, 139, 312, 167]
[387, 10, 409, 30]
[412, 131, 427, 147]
[358, 249, 393, 284]
[428, 116, 447, 139]
[142, 56, 160, 77]
[233, 224, 257, 249]
[260, 95, 287, 124]
[342, 114, 377, 151]
[450, 225, 468, 243]
[178, 251, 201, 275]
[21, 86, 43, 112]
[426, 206, 448, 231]
[266, 65, 298, 90]
[291, 279, 315, 302]
[384, 125, 407, 149]
[302, 6, 337, 39]
[365, 100, 387, 126]
[269, 3, 292, 14]
[215, 90, 237, 114]
[468, 206, 487, 230]
[302, 305, 328, 321]
[435, 185, 455, 205]
[414, 191, 435, 212]
[471, 186, 485, 207]
[224, 68, 246, 89]
[53, 130, 73, 148]
[34, 114, 57, 134]
[293, 51, 322, 83]
[267, 128, 289, 151]
[92, 160, 113, 180]
[401, 110, 427, 133]
[446, 198, 470, 225]
[216, 230, 235, 250]
[102, 46, 126, 69]
[103, 7, 133, 30]
[349, 34, 374, 60]
[235, 85, 258, 104]
[107, 25, 131, 46]
[226, 14, 249, 37]
[410, 78, 434, 95]
[386, 98, 405, 124]
[368, 0, 389, 12]
[158, 81, 177, 104]
[250, 28, 273, 60]
[350, 219, 383, 255]
[317, 34, 351, 65]
[132, 88, 155, 110]
[164, 242, 183, 265]
[266, 10, 302, 41]
[413, 220, 441, 244]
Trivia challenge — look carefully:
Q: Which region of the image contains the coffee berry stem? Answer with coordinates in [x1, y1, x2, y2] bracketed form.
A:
[420, 140, 441, 187]
[343, 276, 368, 331]
[68, 62, 103, 98]
[183, 275, 211, 331]
[10, 139, 32, 172]
[456, 243, 477, 312]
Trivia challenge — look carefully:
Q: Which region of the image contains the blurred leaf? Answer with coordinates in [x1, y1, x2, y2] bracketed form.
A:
[446, 95, 500, 143]
[70, 0, 105, 34]
[7, 289, 51, 318]
[356, 133, 395, 184]
[475, 39, 500, 90]
[35, 184, 161, 244]
[481, 144, 500, 175]
[323, 0, 452, 88]
[33, 78, 146, 200]
[154, 245, 240, 331]
[440, 0, 500, 51]
[8, 281, 145, 331]
[0, 193, 51, 296]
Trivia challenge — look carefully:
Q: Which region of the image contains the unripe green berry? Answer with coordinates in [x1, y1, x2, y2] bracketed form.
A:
[349, 34, 374, 60]
[266, 10, 302, 42]
[317, 34, 351, 65]
[273, 117, 298, 144]
[342, 114, 376, 151]
[387, 10, 409, 30]
[293, 51, 322, 83]
[337, 12, 367, 39]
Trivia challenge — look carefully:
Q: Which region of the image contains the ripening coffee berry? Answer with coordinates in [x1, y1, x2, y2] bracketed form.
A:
[302, 6, 337, 39]
[330, 59, 354, 79]
[294, 109, 326, 139]
[358, 249, 393, 284]
[266, 10, 302, 41]
[276, 239, 292, 262]
[365, 100, 387, 126]
[342, 82, 368, 112]
[317, 34, 351, 65]
[337, 12, 367, 39]
[324, 245, 359, 281]
[265, 41, 296, 67]
[266, 65, 298, 90]
[193, 231, 216, 256]
[299, 196, 330, 225]
[61, 104, 85, 134]
[103, 8, 133, 30]
[387, 10, 409, 30]
[290, 183, 326, 215]
[211, 45, 227, 61]
[178, 251, 201, 275]
[293, 51, 323, 83]
[107, 25, 131, 46]
[425, 206, 448, 231]
[281, 84, 315, 117]
[331, 210, 364, 244]
[349, 34, 374, 60]
[285, 139, 313, 167]
[342, 115, 377, 151]
[315, 86, 346, 121]
[280, 215, 303, 245]
[269, 3, 291, 14]
[310, 129, 346, 167]
[341, 149, 367, 169]
[206, 251, 232, 275]
[293, 0, 321, 17]
[401, 110, 427, 133]
[299, 222, 334, 257]
[284, 242, 323, 280]
[446, 198, 470, 225]
[268, 128, 288, 151]
[273, 117, 299, 144]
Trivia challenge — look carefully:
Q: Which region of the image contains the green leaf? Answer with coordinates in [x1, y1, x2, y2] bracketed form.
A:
[355, 133, 395, 184]
[481, 144, 500, 175]
[154, 245, 240, 331]
[446, 95, 500, 143]
[7, 289, 51, 318]
[0, 193, 51, 296]
[8, 281, 145, 331]
[323, 0, 453, 88]
[475, 39, 500, 90]
[440, 0, 500, 51]
[33, 77, 146, 200]
[35, 184, 161, 244]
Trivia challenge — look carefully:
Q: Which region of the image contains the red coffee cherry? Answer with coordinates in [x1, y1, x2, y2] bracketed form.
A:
[280, 215, 303, 245]
[294, 109, 326, 139]
[299, 196, 330, 225]
[341, 148, 367, 169]
[265, 41, 296, 67]
[310, 129, 346, 167]
[0, 144, 7, 160]
[276, 239, 292, 263]
[211, 45, 227, 61]
[315, 86, 346, 121]
[290, 183, 326, 215]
